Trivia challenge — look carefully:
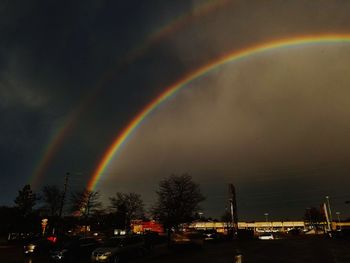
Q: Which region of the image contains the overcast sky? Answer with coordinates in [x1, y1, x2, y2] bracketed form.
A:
[1, 0, 350, 220]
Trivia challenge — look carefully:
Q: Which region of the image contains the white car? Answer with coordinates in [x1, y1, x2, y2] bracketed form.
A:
[258, 233, 274, 240]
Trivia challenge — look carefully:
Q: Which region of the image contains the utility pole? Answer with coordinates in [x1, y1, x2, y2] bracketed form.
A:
[325, 196, 333, 230]
[323, 202, 331, 232]
[325, 196, 333, 221]
[59, 172, 69, 219]
[229, 184, 238, 239]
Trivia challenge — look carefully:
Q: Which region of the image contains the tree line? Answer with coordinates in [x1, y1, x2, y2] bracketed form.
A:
[0, 174, 205, 236]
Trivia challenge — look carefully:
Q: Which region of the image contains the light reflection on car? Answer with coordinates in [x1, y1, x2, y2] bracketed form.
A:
[50, 237, 99, 262]
[170, 231, 204, 247]
[91, 235, 145, 263]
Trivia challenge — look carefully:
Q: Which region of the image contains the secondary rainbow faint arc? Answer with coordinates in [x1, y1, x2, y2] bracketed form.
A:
[29, 0, 231, 189]
[88, 33, 350, 191]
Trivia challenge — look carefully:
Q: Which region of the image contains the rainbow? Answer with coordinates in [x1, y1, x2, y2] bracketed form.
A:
[88, 33, 350, 191]
[29, 0, 230, 189]
[31, 102, 90, 189]
[120, 0, 231, 65]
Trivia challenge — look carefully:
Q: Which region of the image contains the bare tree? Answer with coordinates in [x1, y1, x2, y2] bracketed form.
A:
[70, 189, 102, 219]
[41, 185, 63, 217]
[152, 174, 205, 232]
[109, 192, 144, 230]
[304, 207, 324, 231]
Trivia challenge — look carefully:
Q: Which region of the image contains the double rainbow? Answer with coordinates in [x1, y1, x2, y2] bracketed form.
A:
[30, 0, 230, 189]
[87, 34, 350, 191]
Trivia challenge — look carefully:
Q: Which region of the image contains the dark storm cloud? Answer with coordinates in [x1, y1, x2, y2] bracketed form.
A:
[0, 0, 199, 203]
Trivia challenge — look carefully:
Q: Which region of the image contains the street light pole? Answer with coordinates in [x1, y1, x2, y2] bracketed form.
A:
[264, 213, 269, 232]
[198, 212, 203, 220]
[336, 212, 341, 231]
[264, 213, 269, 222]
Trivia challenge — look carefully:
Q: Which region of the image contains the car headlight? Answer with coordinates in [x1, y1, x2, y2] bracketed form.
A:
[57, 249, 68, 258]
[97, 252, 112, 260]
[24, 244, 36, 253]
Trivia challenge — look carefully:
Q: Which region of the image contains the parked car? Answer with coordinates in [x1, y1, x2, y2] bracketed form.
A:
[91, 235, 145, 263]
[50, 237, 100, 262]
[8, 232, 35, 244]
[24, 237, 56, 256]
[143, 231, 161, 250]
[170, 231, 204, 247]
[199, 229, 220, 241]
[23, 234, 68, 256]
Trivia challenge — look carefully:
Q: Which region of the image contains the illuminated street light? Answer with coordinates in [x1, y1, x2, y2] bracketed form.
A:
[264, 213, 269, 232]
[198, 212, 203, 220]
[264, 213, 269, 222]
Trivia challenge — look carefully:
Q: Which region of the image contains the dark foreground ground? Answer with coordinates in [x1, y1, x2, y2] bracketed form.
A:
[1, 236, 350, 263]
[135, 236, 350, 263]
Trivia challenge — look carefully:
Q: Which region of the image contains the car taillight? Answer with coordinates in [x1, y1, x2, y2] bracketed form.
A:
[47, 236, 57, 243]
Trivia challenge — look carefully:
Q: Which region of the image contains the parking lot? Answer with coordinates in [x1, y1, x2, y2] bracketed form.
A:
[2, 236, 350, 263]
[136, 237, 350, 263]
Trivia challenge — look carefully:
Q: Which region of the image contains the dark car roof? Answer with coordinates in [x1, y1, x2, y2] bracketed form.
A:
[52, 236, 98, 249]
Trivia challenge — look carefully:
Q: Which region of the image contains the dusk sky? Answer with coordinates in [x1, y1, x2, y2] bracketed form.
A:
[1, 0, 350, 220]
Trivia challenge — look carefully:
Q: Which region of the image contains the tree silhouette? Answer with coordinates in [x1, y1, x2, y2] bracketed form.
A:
[152, 174, 205, 232]
[14, 184, 37, 218]
[41, 185, 63, 217]
[70, 189, 102, 219]
[304, 207, 324, 230]
[109, 192, 144, 230]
